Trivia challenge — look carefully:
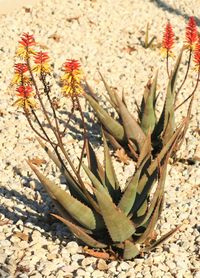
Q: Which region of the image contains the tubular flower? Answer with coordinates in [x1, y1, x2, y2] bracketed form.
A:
[13, 85, 36, 110]
[61, 59, 83, 97]
[32, 51, 51, 74]
[16, 33, 36, 59]
[193, 39, 200, 72]
[161, 21, 175, 58]
[185, 17, 198, 50]
[11, 63, 29, 85]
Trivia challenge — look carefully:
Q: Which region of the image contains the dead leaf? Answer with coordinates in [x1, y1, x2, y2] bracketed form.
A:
[115, 148, 130, 164]
[23, 7, 31, 13]
[84, 249, 110, 260]
[66, 16, 80, 23]
[49, 33, 61, 42]
[14, 232, 29, 241]
[122, 45, 136, 54]
[29, 157, 46, 166]
[25, 137, 34, 142]
[144, 230, 158, 246]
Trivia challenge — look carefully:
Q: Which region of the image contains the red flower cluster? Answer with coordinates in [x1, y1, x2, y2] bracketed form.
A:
[61, 59, 83, 97]
[64, 59, 81, 73]
[32, 51, 51, 74]
[34, 52, 49, 64]
[14, 63, 28, 74]
[185, 16, 198, 48]
[162, 21, 174, 51]
[16, 85, 33, 98]
[19, 33, 36, 47]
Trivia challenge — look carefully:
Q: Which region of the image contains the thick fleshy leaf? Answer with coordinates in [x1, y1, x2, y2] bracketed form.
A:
[122, 89, 128, 108]
[136, 158, 167, 227]
[84, 79, 99, 100]
[141, 70, 158, 134]
[27, 161, 98, 230]
[118, 155, 148, 216]
[99, 71, 118, 110]
[162, 78, 175, 145]
[82, 163, 109, 196]
[139, 79, 151, 121]
[51, 200, 92, 234]
[84, 93, 125, 142]
[86, 140, 105, 185]
[103, 129, 122, 150]
[115, 92, 146, 153]
[136, 132, 151, 168]
[95, 189, 136, 242]
[128, 140, 139, 160]
[123, 240, 140, 260]
[133, 120, 185, 213]
[36, 137, 88, 204]
[52, 214, 107, 248]
[143, 225, 181, 252]
[170, 48, 183, 94]
[103, 132, 119, 192]
[137, 120, 185, 195]
[135, 196, 163, 244]
[136, 200, 148, 218]
[153, 50, 183, 142]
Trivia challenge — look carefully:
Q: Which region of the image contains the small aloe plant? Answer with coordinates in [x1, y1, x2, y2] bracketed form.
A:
[10, 17, 199, 260]
[84, 17, 200, 161]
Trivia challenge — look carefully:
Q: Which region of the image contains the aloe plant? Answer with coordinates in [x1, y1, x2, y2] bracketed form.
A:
[11, 19, 200, 260]
[27, 121, 185, 259]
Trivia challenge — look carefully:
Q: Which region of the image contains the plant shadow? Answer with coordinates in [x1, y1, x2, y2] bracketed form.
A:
[153, 0, 200, 26]
[0, 179, 75, 244]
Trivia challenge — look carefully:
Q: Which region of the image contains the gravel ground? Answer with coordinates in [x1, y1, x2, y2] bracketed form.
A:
[0, 0, 200, 277]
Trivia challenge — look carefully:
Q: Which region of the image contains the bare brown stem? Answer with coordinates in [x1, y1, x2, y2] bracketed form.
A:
[175, 49, 192, 104]
[166, 51, 170, 78]
[26, 57, 58, 141]
[175, 70, 200, 111]
[75, 96, 88, 174]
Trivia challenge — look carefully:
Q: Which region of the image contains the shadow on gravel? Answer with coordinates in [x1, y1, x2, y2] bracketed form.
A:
[58, 109, 103, 146]
[153, 0, 200, 26]
[0, 184, 74, 244]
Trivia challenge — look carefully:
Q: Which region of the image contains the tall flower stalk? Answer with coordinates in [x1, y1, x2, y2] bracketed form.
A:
[161, 21, 175, 77]
[61, 59, 86, 173]
[12, 33, 87, 187]
[175, 16, 198, 103]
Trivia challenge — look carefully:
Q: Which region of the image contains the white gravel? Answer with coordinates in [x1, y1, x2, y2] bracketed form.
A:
[0, 0, 200, 277]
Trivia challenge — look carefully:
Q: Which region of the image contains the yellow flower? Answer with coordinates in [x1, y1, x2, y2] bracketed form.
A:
[61, 59, 83, 97]
[16, 33, 36, 59]
[32, 63, 51, 74]
[160, 47, 175, 59]
[32, 51, 51, 75]
[16, 46, 35, 59]
[13, 97, 36, 110]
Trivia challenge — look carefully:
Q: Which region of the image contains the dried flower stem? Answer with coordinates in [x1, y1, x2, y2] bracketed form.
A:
[174, 49, 192, 104]
[75, 96, 88, 174]
[175, 70, 200, 110]
[166, 52, 170, 77]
